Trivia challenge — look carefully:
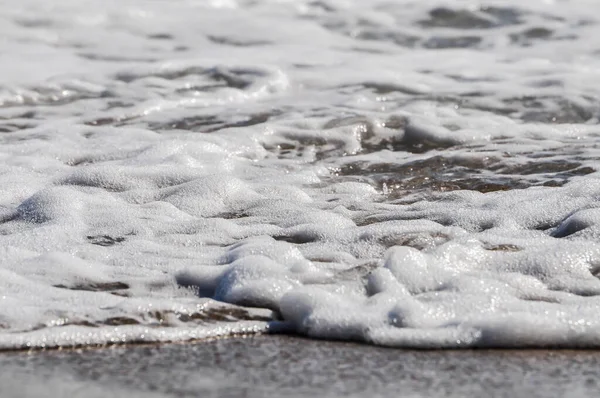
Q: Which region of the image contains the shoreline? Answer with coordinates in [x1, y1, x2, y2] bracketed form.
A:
[2, 334, 600, 397]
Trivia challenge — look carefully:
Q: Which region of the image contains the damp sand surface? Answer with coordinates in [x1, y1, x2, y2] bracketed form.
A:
[1, 335, 600, 398]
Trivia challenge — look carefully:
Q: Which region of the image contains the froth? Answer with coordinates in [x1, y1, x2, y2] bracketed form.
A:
[2, 0, 600, 349]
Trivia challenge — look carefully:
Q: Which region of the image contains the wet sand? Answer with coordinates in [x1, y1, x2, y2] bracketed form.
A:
[1, 335, 600, 398]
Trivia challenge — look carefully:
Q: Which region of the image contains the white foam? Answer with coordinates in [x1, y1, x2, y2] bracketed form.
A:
[2, 0, 600, 349]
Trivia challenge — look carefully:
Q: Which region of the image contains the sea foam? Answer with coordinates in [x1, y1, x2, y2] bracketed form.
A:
[2, 0, 600, 349]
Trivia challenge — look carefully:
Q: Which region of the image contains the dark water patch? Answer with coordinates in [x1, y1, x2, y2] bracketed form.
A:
[147, 33, 174, 40]
[322, 115, 376, 151]
[382, 114, 409, 130]
[545, 165, 595, 179]
[419, 8, 496, 29]
[27, 307, 268, 330]
[423, 36, 482, 49]
[353, 30, 421, 48]
[361, 82, 425, 96]
[83, 114, 138, 127]
[555, 285, 600, 297]
[78, 53, 159, 62]
[381, 177, 529, 197]
[15, 18, 54, 28]
[151, 114, 222, 131]
[330, 4, 560, 53]
[334, 154, 579, 196]
[0, 209, 19, 224]
[207, 35, 271, 47]
[480, 6, 523, 26]
[316, 11, 421, 48]
[345, 46, 387, 55]
[176, 307, 273, 323]
[0, 110, 36, 120]
[85, 117, 116, 127]
[446, 74, 501, 84]
[12, 307, 272, 346]
[503, 96, 595, 124]
[532, 221, 559, 232]
[214, 211, 251, 220]
[398, 140, 452, 153]
[419, 6, 523, 30]
[102, 317, 140, 326]
[263, 142, 313, 160]
[552, 210, 599, 238]
[447, 179, 529, 193]
[376, 231, 451, 250]
[67, 320, 99, 327]
[115, 68, 197, 83]
[115, 66, 264, 91]
[354, 213, 407, 227]
[0, 123, 34, 133]
[105, 100, 135, 110]
[455, 100, 515, 117]
[323, 115, 375, 131]
[531, 79, 563, 88]
[590, 264, 600, 278]
[504, 96, 546, 111]
[292, 63, 318, 69]
[273, 233, 318, 245]
[268, 132, 344, 161]
[306, 0, 336, 13]
[335, 261, 379, 280]
[66, 156, 99, 166]
[195, 111, 273, 130]
[483, 243, 522, 252]
[490, 160, 593, 176]
[521, 149, 585, 159]
[54, 281, 130, 292]
[338, 155, 499, 180]
[124, 306, 274, 326]
[519, 295, 560, 304]
[402, 122, 461, 153]
[351, 154, 590, 195]
[175, 84, 227, 94]
[510, 27, 554, 45]
[356, 212, 456, 230]
[87, 235, 126, 246]
[542, 180, 564, 187]
[150, 111, 275, 132]
[353, 130, 457, 156]
[521, 109, 593, 124]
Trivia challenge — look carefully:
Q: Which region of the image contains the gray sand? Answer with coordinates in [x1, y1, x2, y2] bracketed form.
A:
[1, 335, 600, 398]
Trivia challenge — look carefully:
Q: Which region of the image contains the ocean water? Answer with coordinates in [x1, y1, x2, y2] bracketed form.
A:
[2, 0, 600, 349]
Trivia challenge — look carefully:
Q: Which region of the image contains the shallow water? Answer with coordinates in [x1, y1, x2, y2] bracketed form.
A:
[2, 0, 600, 349]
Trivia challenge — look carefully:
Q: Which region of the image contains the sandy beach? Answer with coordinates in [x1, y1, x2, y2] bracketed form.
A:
[2, 335, 600, 397]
